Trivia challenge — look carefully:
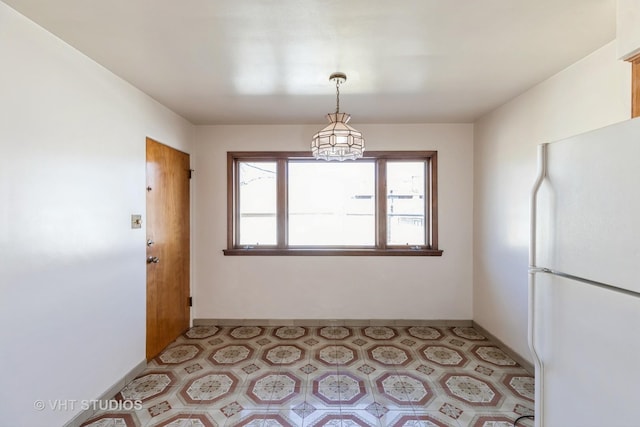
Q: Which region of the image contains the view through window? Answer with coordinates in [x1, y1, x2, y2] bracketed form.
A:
[288, 161, 376, 246]
[237, 161, 277, 245]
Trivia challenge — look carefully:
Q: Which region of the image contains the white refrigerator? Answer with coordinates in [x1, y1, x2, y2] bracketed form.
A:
[529, 117, 640, 427]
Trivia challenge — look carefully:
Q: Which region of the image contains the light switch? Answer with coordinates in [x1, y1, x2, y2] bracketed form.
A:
[131, 214, 142, 229]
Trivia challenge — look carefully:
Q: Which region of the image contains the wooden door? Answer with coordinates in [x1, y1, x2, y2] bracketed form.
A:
[146, 137, 190, 360]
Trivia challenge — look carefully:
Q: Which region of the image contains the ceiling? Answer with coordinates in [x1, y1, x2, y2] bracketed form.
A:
[4, 0, 616, 125]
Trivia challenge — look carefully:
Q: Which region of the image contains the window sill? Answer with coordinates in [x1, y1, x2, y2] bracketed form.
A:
[223, 248, 444, 256]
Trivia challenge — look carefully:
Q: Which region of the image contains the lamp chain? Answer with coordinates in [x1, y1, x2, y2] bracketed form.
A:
[335, 78, 341, 113]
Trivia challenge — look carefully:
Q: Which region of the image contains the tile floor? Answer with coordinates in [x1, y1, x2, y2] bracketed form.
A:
[81, 325, 534, 427]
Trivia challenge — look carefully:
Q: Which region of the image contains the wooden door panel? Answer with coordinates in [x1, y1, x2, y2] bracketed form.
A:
[146, 138, 190, 360]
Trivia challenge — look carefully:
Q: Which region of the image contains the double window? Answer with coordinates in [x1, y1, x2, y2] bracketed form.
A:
[225, 151, 442, 256]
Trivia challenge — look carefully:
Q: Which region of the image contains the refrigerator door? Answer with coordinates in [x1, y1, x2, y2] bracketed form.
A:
[536, 118, 640, 293]
[534, 271, 640, 427]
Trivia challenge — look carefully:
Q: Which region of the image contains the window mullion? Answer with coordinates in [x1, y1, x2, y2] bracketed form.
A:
[429, 155, 438, 250]
[376, 159, 387, 249]
[423, 160, 430, 248]
[277, 159, 288, 248]
[228, 154, 238, 248]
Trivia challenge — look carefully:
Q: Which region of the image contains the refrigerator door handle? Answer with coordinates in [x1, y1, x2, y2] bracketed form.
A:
[529, 143, 548, 270]
[529, 143, 548, 427]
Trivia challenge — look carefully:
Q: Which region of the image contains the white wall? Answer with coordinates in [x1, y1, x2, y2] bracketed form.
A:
[0, 3, 192, 426]
[473, 41, 630, 361]
[617, 0, 640, 59]
[193, 124, 473, 321]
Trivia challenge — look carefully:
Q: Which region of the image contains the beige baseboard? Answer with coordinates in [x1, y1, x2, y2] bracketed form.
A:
[63, 359, 147, 427]
[193, 318, 474, 327]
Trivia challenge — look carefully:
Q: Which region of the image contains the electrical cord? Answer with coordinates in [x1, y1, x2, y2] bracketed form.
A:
[513, 414, 535, 426]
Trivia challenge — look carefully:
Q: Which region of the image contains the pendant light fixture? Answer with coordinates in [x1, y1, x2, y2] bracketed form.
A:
[311, 72, 365, 161]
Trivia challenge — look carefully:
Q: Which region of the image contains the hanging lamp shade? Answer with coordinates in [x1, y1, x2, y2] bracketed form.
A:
[311, 112, 365, 161]
[311, 73, 365, 161]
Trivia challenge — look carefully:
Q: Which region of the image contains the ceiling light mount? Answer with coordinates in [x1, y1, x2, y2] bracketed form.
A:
[329, 72, 347, 82]
[311, 72, 365, 161]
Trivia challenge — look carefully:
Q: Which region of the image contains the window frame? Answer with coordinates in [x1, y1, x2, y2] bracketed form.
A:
[224, 151, 442, 256]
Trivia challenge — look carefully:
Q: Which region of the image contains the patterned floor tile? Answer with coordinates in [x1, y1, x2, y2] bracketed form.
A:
[439, 373, 503, 407]
[362, 326, 398, 341]
[156, 344, 204, 366]
[366, 345, 413, 367]
[389, 412, 459, 427]
[185, 325, 221, 340]
[406, 326, 444, 341]
[179, 371, 240, 404]
[464, 413, 534, 427]
[304, 410, 378, 427]
[373, 372, 435, 408]
[209, 344, 256, 366]
[245, 371, 303, 406]
[273, 326, 309, 340]
[314, 344, 360, 367]
[229, 326, 265, 340]
[451, 327, 488, 341]
[261, 344, 307, 366]
[227, 411, 296, 427]
[80, 413, 140, 427]
[150, 412, 217, 427]
[116, 371, 178, 402]
[93, 325, 533, 427]
[471, 345, 519, 367]
[318, 326, 353, 340]
[502, 374, 534, 402]
[418, 344, 468, 368]
[312, 372, 368, 406]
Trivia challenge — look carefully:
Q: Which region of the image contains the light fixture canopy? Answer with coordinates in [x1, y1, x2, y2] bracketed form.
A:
[311, 72, 365, 161]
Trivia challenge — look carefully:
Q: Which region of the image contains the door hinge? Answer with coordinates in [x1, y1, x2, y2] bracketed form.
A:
[188, 169, 194, 179]
[189, 296, 193, 307]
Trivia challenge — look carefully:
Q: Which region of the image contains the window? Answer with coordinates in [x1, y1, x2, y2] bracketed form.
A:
[288, 161, 375, 246]
[225, 151, 442, 256]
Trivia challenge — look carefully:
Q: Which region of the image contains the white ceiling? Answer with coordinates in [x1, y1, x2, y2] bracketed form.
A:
[4, 0, 616, 125]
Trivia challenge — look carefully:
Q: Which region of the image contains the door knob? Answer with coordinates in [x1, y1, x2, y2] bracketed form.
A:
[147, 256, 160, 264]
